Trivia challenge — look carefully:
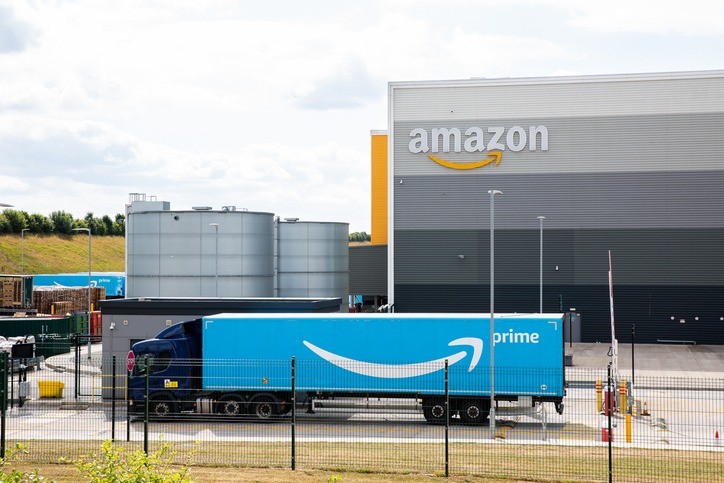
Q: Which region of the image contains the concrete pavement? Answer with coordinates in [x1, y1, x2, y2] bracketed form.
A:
[567, 342, 724, 379]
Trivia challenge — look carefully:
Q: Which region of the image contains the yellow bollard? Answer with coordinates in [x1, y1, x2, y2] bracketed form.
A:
[626, 413, 632, 442]
[619, 379, 628, 414]
[596, 380, 603, 412]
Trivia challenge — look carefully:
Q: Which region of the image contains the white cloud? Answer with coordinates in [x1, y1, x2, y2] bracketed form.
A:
[538, 0, 724, 35]
[1, 0, 724, 232]
[0, 5, 37, 53]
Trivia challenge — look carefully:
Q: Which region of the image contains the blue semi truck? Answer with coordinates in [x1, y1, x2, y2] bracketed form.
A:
[129, 312, 565, 424]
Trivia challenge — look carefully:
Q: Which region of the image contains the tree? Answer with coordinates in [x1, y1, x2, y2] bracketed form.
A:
[349, 231, 371, 242]
[28, 213, 54, 234]
[101, 215, 114, 236]
[83, 212, 107, 236]
[50, 210, 74, 234]
[113, 213, 125, 236]
[0, 213, 10, 234]
[2, 209, 29, 233]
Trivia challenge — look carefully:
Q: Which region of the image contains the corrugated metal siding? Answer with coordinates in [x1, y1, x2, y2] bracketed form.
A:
[395, 229, 724, 287]
[389, 73, 724, 343]
[393, 171, 724, 230]
[394, 282, 724, 344]
[349, 245, 387, 295]
[391, 72, 724, 121]
[393, 112, 724, 177]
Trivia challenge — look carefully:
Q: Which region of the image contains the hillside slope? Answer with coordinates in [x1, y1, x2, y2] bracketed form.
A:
[0, 234, 125, 274]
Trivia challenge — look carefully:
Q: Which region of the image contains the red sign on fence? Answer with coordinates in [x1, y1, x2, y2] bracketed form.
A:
[127, 350, 135, 372]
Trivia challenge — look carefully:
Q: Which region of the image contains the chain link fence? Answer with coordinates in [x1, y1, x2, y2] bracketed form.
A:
[1, 353, 723, 481]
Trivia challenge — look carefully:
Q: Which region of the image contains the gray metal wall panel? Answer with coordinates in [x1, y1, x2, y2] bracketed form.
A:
[393, 171, 724, 230]
[391, 72, 724, 122]
[394, 229, 724, 286]
[393, 112, 724, 177]
[349, 245, 388, 295]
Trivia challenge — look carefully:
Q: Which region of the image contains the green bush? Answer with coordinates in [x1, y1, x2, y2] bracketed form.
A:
[0, 443, 51, 482]
[75, 440, 195, 483]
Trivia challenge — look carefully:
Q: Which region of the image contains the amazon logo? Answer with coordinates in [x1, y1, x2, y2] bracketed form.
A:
[303, 337, 482, 378]
[409, 126, 548, 170]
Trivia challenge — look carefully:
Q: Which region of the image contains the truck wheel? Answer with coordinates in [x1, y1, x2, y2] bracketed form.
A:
[251, 395, 277, 420]
[423, 398, 447, 424]
[151, 396, 177, 418]
[217, 395, 244, 416]
[460, 399, 489, 425]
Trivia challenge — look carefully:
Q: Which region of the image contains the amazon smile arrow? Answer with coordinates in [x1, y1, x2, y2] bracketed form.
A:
[302, 337, 483, 379]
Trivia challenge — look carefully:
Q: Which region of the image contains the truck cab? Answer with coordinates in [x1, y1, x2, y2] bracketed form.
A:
[129, 319, 202, 415]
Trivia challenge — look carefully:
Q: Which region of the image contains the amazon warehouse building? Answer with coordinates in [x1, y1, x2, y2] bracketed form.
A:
[353, 70, 724, 344]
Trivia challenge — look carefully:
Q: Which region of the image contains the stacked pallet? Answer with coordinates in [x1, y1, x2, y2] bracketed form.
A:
[32, 286, 106, 314]
[0, 279, 22, 307]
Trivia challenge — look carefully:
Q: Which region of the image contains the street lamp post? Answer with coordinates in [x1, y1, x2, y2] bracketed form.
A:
[537, 216, 545, 313]
[72, 228, 91, 359]
[209, 223, 219, 296]
[488, 189, 502, 434]
[21, 229, 30, 274]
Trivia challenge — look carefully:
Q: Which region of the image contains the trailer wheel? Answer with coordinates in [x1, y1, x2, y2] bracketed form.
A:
[250, 394, 277, 420]
[423, 398, 447, 424]
[460, 399, 489, 425]
[151, 395, 177, 418]
[217, 395, 244, 416]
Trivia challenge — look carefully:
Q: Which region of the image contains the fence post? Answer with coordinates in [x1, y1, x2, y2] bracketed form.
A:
[126, 369, 131, 442]
[1, 351, 7, 459]
[144, 355, 149, 455]
[75, 334, 79, 399]
[291, 357, 296, 471]
[112, 355, 116, 442]
[607, 363, 613, 483]
[445, 359, 449, 478]
[9, 356, 13, 409]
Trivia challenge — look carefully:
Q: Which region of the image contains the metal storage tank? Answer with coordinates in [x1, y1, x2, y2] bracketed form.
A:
[126, 201, 274, 298]
[276, 219, 349, 312]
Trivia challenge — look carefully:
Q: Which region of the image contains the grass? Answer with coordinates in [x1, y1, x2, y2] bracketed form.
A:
[7, 440, 724, 482]
[0, 234, 125, 274]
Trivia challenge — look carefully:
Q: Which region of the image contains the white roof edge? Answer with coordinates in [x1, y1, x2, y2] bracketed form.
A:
[370, 129, 388, 136]
[388, 69, 724, 89]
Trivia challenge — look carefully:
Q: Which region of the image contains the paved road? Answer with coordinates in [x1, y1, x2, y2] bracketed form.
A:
[567, 343, 724, 378]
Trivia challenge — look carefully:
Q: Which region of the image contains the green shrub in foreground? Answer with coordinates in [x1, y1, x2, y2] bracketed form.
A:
[75, 440, 195, 483]
[0, 443, 51, 482]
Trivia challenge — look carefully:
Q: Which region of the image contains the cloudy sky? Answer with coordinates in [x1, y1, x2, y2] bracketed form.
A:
[1, 0, 723, 233]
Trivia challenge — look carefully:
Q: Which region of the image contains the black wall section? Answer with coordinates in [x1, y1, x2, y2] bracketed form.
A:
[394, 283, 724, 344]
[393, 227, 724, 344]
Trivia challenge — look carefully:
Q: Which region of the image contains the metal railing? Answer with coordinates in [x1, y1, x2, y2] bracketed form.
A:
[1, 354, 723, 482]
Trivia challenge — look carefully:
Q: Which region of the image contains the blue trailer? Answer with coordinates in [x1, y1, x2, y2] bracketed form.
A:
[129, 312, 565, 424]
[33, 272, 125, 297]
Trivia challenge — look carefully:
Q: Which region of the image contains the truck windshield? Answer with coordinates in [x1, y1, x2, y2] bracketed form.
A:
[134, 351, 171, 375]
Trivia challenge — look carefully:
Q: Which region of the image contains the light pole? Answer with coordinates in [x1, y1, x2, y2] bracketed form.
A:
[537, 216, 545, 313]
[72, 227, 91, 359]
[488, 189, 502, 434]
[21, 228, 30, 274]
[209, 223, 219, 296]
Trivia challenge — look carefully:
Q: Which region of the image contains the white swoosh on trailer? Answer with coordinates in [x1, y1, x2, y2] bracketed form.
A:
[302, 337, 482, 378]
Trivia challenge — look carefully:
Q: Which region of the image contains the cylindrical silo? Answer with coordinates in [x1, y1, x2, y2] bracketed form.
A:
[276, 219, 349, 312]
[126, 202, 274, 297]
